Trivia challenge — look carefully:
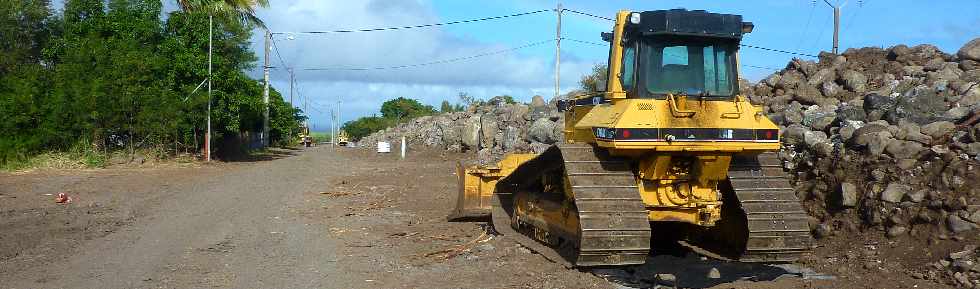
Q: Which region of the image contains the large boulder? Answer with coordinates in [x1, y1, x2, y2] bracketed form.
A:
[866, 131, 894, 156]
[480, 115, 498, 149]
[439, 118, 461, 149]
[841, 70, 868, 93]
[526, 95, 551, 120]
[885, 139, 925, 159]
[528, 118, 558, 144]
[783, 102, 805, 124]
[836, 104, 867, 123]
[886, 87, 948, 124]
[880, 183, 910, 203]
[849, 123, 890, 146]
[781, 124, 808, 146]
[958, 37, 980, 62]
[803, 106, 838, 131]
[894, 122, 933, 144]
[920, 121, 956, 139]
[807, 68, 835, 86]
[959, 85, 980, 106]
[500, 126, 520, 151]
[460, 116, 481, 150]
[948, 215, 978, 233]
[838, 182, 859, 207]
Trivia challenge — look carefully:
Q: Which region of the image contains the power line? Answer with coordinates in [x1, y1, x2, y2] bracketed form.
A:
[843, 0, 865, 33]
[561, 8, 820, 58]
[272, 9, 549, 35]
[740, 44, 818, 58]
[810, 12, 832, 52]
[562, 37, 605, 46]
[564, 37, 785, 71]
[794, 1, 817, 52]
[300, 39, 555, 71]
[562, 8, 614, 22]
[269, 35, 289, 69]
[743, 64, 783, 71]
[550, 37, 803, 73]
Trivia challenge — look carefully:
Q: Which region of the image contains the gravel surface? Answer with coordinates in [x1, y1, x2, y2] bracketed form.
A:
[0, 147, 954, 288]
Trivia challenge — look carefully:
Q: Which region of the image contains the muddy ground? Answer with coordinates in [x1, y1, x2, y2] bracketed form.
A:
[0, 147, 961, 288]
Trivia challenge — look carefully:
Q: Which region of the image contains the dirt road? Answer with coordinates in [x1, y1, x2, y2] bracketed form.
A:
[0, 147, 946, 288]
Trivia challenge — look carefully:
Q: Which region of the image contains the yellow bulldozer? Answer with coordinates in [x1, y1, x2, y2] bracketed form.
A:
[449, 9, 811, 266]
[336, 130, 350, 147]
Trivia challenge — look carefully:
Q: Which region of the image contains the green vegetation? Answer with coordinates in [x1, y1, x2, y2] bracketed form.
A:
[342, 97, 439, 140]
[309, 131, 331, 143]
[579, 63, 608, 93]
[342, 92, 530, 141]
[0, 0, 304, 168]
[380, 97, 437, 122]
[342, 116, 393, 141]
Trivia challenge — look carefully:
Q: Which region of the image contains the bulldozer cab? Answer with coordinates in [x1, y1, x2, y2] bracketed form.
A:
[601, 9, 753, 100]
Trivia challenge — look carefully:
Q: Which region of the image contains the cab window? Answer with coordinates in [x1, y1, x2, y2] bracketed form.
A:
[621, 43, 636, 91]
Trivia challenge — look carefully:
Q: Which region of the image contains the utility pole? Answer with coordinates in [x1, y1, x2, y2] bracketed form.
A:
[554, 2, 563, 100]
[206, 14, 213, 162]
[289, 68, 295, 105]
[822, 0, 848, 54]
[262, 31, 271, 147]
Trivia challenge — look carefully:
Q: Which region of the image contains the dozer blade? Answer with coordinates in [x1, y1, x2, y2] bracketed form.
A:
[447, 154, 535, 221]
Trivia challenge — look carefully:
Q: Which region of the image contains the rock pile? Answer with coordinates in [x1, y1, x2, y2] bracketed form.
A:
[359, 95, 566, 164]
[746, 40, 980, 286]
[745, 39, 980, 237]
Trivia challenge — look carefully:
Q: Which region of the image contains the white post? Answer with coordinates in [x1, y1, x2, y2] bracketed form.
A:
[262, 31, 270, 147]
[400, 136, 406, 159]
[206, 14, 213, 162]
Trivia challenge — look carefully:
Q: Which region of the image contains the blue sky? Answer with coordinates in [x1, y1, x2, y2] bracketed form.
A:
[48, 0, 980, 131]
[248, 0, 978, 131]
[430, 0, 980, 80]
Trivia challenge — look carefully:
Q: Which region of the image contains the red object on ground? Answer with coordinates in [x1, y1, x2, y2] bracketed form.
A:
[55, 192, 71, 203]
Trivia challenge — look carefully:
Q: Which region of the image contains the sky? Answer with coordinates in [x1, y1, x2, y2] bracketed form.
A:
[49, 0, 980, 132]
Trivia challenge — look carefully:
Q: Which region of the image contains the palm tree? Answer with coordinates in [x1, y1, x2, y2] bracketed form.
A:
[175, 0, 269, 161]
[176, 0, 269, 28]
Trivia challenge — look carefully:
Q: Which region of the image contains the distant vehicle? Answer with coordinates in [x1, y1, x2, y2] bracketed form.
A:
[299, 126, 313, 147]
[336, 130, 350, 147]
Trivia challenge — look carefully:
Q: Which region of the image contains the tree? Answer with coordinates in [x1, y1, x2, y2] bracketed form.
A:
[176, 0, 269, 28]
[440, 100, 453, 113]
[0, 0, 302, 167]
[380, 97, 436, 121]
[342, 116, 392, 141]
[579, 63, 608, 93]
[176, 0, 268, 160]
[495, 95, 516, 104]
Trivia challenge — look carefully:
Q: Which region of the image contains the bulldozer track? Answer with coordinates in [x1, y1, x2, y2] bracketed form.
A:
[492, 144, 650, 267]
[727, 152, 812, 263]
